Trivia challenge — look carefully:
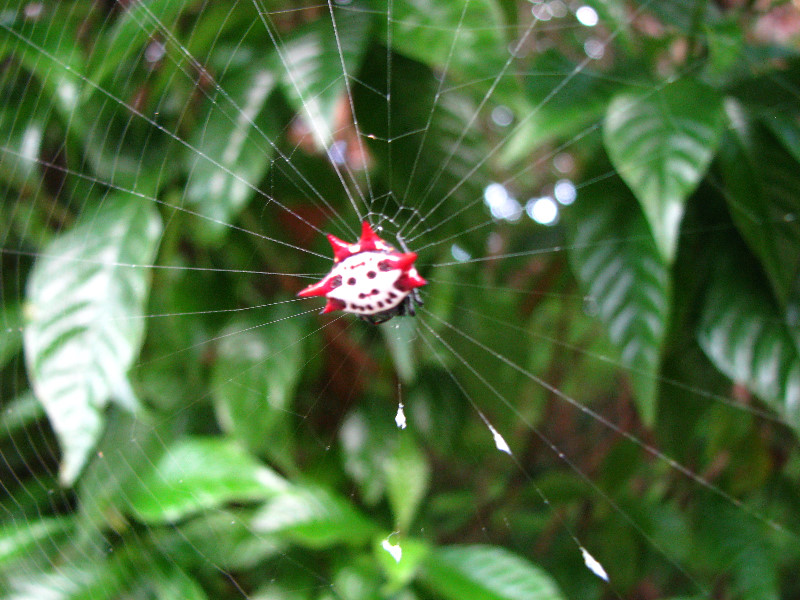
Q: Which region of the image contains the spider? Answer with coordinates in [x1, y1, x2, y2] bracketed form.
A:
[297, 221, 426, 325]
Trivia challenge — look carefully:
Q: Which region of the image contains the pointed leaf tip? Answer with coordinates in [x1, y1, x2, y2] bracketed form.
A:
[603, 79, 724, 261]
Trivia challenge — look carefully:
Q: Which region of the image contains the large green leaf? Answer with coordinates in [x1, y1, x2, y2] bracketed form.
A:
[502, 50, 620, 164]
[124, 437, 289, 523]
[0, 5, 86, 120]
[23, 195, 162, 485]
[720, 115, 800, 308]
[0, 301, 23, 369]
[385, 0, 522, 109]
[76, 409, 173, 531]
[565, 177, 670, 425]
[277, 5, 372, 150]
[339, 407, 396, 505]
[375, 535, 430, 592]
[185, 63, 279, 243]
[704, 18, 745, 80]
[697, 242, 800, 434]
[727, 60, 800, 165]
[0, 90, 44, 190]
[380, 316, 419, 383]
[604, 78, 725, 261]
[165, 510, 283, 570]
[0, 392, 44, 436]
[150, 567, 208, 600]
[4, 537, 206, 600]
[0, 515, 74, 566]
[86, 0, 187, 90]
[212, 307, 305, 466]
[641, 0, 710, 33]
[420, 544, 566, 600]
[765, 111, 800, 166]
[696, 498, 782, 600]
[384, 432, 430, 532]
[251, 485, 377, 548]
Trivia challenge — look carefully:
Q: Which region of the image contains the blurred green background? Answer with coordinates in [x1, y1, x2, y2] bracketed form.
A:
[1, 0, 800, 598]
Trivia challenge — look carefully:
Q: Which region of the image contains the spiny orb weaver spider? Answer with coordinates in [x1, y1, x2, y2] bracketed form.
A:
[298, 221, 426, 325]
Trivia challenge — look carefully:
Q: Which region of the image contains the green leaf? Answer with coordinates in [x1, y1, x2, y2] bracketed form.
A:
[720, 114, 800, 308]
[696, 498, 782, 600]
[726, 60, 800, 159]
[5, 566, 91, 600]
[705, 18, 745, 80]
[277, 6, 372, 149]
[150, 567, 208, 600]
[185, 64, 279, 243]
[380, 316, 418, 383]
[384, 433, 430, 531]
[565, 177, 670, 425]
[502, 50, 619, 164]
[0, 515, 73, 565]
[23, 194, 162, 485]
[0, 5, 86, 120]
[764, 111, 800, 166]
[0, 301, 23, 368]
[76, 409, 173, 530]
[604, 78, 725, 261]
[86, 0, 187, 90]
[386, 0, 521, 108]
[330, 561, 384, 600]
[167, 510, 283, 570]
[77, 96, 169, 195]
[251, 485, 377, 548]
[420, 544, 566, 600]
[375, 536, 430, 592]
[0, 392, 44, 436]
[212, 306, 305, 466]
[0, 92, 44, 190]
[697, 242, 800, 434]
[339, 407, 395, 505]
[3, 537, 204, 600]
[641, 0, 708, 34]
[124, 437, 289, 523]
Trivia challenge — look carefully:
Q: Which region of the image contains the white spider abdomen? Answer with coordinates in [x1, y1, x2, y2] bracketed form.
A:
[326, 252, 410, 315]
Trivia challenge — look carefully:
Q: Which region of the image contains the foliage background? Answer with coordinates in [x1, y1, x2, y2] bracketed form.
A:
[1, 0, 800, 598]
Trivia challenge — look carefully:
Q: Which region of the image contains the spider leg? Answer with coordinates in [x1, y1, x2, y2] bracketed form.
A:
[410, 288, 423, 308]
[397, 235, 424, 311]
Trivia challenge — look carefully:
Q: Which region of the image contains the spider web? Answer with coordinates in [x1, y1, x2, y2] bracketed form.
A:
[1, 1, 799, 599]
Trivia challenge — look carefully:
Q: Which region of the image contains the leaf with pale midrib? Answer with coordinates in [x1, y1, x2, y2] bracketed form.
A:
[23, 195, 161, 486]
[251, 485, 377, 548]
[185, 62, 279, 243]
[697, 241, 800, 434]
[211, 308, 305, 469]
[277, 6, 373, 150]
[604, 78, 725, 262]
[720, 119, 800, 310]
[565, 177, 670, 426]
[421, 544, 566, 600]
[124, 437, 289, 524]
